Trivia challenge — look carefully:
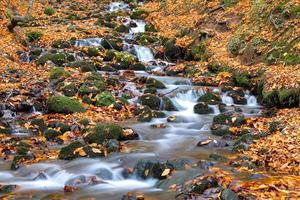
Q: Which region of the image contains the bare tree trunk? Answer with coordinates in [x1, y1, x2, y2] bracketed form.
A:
[27, 0, 33, 18]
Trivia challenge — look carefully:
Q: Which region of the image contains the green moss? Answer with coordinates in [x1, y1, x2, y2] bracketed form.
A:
[80, 63, 97, 72]
[50, 67, 70, 80]
[144, 87, 157, 94]
[162, 97, 178, 111]
[140, 94, 161, 110]
[95, 91, 115, 107]
[136, 106, 153, 122]
[87, 47, 100, 57]
[145, 23, 157, 32]
[46, 96, 85, 114]
[228, 36, 244, 56]
[44, 128, 62, 141]
[104, 49, 116, 61]
[232, 72, 251, 88]
[114, 52, 137, 68]
[61, 83, 77, 97]
[84, 124, 123, 144]
[221, 0, 238, 7]
[79, 118, 89, 126]
[37, 53, 66, 66]
[146, 78, 166, 89]
[194, 102, 213, 114]
[282, 53, 300, 65]
[130, 9, 148, 19]
[190, 43, 209, 61]
[26, 31, 43, 42]
[52, 39, 71, 48]
[11, 155, 30, 170]
[114, 24, 129, 33]
[58, 141, 84, 160]
[262, 89, 300, 108]
[213, 112, 245, 126]
[130, 63, 146, 71]
[211, 124, 230, 136]
[44, 6, 55, 15]
[30, 118, 47, 132]
[197, 93, 221, 104]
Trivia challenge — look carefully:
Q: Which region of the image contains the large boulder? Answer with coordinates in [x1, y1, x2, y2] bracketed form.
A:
[197, 92, 221, 105]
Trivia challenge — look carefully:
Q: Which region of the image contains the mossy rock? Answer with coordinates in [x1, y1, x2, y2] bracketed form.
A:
[44, 6, 55, 15]
[144, 87, 157, 94]
[61, 83, 77, 97]
[29, 48, 43, 57]
[134, 160, 174, 180]
[197, 93, 221, 104]
[95, 91, 115, 107]
[58, 141, 84, 160]
[80, 62, 97, 72]
[192, 177, 218, 194]
[0, 185, 17, 194]
[152, 111, 166, 118]
[164, 39, 184, 61]
[194, 102, 213, 114]
[15, 141, 31, 155]
[46, 96, 85, 114]
[162, 97, 178, 111]
[11, 154, 31, 170]
[213, 112, 245, 127]
[37, 53, 66, 66]
[26, 31, 43, 42]
[44, 128, 62, 141]
[146, 78, 166, 89]
[135, 105, 153, 122]
[211, 124, 230, 136]
[87, 47, 100, 57]
[84, 124, 123, 144]
[50, 67, 70, 80]
[190, 43, 209, 61]
[145, 23, 157, 32]
[114, 24, 129, 33]
[140, 94, 161, 110]
[78, 85, 98, 97]
[101, 38, 122, 50]
[130, 9, 148, 19]
[221, 0, 238, 7]
[208, 153, 228, 161]
[130, 63, 146, 71]
[114, 52, 137, 69]
[104, 49, 116, 61]
[228, 90, 247, 105]
[228, 36, 244, 56]
[30, 118, 47, 132]
[232, 72, 251, 88]
[52, 39, 70, 48]
[262, 89, 300, 108]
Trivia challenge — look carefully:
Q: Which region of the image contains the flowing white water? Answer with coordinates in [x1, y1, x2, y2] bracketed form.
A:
[130, 20, 146, 33]
[74, 38, 103, 47]
[108, 2, 129, 12]
[221, 92, 234, 105]
[0, 160, 156, 192]
[133, 45, 154, 62]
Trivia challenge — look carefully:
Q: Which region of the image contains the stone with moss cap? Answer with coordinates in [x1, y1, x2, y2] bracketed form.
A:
[83, 123, 123, 144]
[46, 96, 85, 114]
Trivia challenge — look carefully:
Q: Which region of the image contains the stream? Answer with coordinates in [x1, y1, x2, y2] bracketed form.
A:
[0, 2, 263, 199]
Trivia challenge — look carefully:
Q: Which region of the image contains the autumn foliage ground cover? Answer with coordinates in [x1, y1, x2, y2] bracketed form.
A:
[0, 0, 299, 199]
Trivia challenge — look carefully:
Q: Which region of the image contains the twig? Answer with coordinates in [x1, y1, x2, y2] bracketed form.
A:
[159, 87, 179, 97]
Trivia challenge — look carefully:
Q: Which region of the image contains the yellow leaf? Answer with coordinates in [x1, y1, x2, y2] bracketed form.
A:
[161, 168, 171, 177]
[92, 148, 101, 153]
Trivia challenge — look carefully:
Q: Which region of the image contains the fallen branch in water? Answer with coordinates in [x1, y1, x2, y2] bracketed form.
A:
[159, 87, 179, 97]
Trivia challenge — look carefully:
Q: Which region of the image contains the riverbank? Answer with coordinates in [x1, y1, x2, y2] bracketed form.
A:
[0, 0, 299, 199]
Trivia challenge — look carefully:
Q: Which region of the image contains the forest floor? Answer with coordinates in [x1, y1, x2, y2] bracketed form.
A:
[0, 0, 300, 199]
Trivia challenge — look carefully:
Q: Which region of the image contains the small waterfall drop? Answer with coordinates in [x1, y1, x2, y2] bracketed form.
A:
[221, 92, 234, 105]
[108, 2, 128, 12]
[74, 38, 103, 47]
[133, 45, 154, 62]
[129, 20, 146, 33]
